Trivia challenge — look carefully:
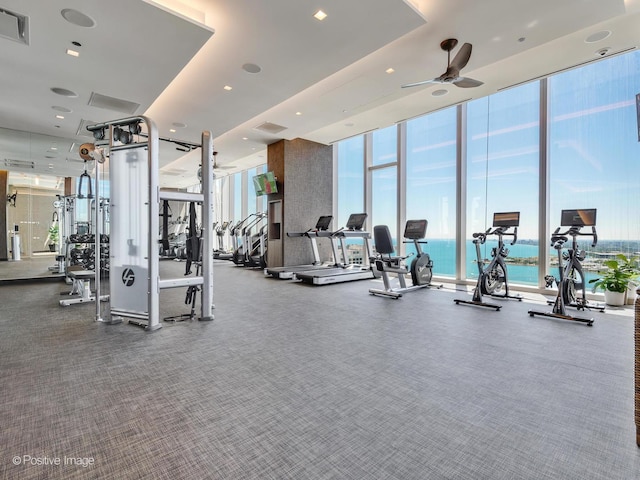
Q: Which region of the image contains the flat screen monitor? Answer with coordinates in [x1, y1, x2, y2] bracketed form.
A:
[560, 208, 596, 227]
[493, 211, 520, 228]
[315, 215, 332, 231]
[346, 213, 367, 230]
[404, 219, 427, 240]
[252, 171, 278, 196]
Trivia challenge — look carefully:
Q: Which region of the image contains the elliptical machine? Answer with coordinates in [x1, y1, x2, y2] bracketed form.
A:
[528, 208, 603, 326]
[454, 212, 523, 310]
[369, 219, 440, 299]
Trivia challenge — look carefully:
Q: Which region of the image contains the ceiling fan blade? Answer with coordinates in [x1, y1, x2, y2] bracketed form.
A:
[401, 78, 439, 88]
[450, 42, 472, 70]
[453, 77, 484, 88]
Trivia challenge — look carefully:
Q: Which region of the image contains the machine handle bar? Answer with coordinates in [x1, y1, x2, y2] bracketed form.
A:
[551, 225, 598, 247]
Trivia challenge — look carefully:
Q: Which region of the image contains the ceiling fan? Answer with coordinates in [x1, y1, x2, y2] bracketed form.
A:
[402, 38, 483, 89]
[212, 151, 234, 172]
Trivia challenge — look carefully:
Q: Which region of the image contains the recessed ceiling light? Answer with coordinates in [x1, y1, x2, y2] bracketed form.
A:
[51, 106, 72, 113]
[242, 137, 248, 140]
[242, 63, 261, 74]
[295, 112, 302, 116]
[72, 41, 82, 47]
[61, 8, 96, 28]
[55, 115, 65, 119]
[432, 89, 448, 97]
[172, 122, 187, 128]
[223, 85, 233, 91]
[585, 30, 611, 43]
[169, 129, 176, 133]
[518, 37, 526, 43]
[50, 147, 57, 151]
[51, 87, 78, 98]
[345, 122, 354, 127]
[313, 10, 327, 21]
[386, 68, 395, 74]
[66, 49, 80, 57]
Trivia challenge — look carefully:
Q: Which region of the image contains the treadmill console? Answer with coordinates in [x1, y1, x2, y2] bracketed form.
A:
[345, 213, 368, 231]
[315, 215, 333, 231]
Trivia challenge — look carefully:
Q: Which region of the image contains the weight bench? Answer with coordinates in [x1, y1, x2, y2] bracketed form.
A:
[60, 270, 108, 306]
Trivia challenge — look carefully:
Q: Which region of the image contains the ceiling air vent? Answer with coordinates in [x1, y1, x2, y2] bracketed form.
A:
[4, 159, 34, 169]
[76, 119, 97, 137]
[88, 92, 140, 114]
[0, 7, 29, 45]
[254, 121, 288, 135]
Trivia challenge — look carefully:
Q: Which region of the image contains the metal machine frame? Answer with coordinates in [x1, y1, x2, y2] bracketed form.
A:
[87, 116, 214, 330]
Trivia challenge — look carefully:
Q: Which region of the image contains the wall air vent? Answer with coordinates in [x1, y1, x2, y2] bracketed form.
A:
[88, 92, 140, 114]
[4, 158, 34, 169]
[0, 7, 29, 45]
[254, 121, 288, 135]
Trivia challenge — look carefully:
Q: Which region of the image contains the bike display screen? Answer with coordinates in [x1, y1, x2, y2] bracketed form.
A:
[560, 208, 597, 227]
[492, 212, 520, 227]
[404, 219, 427, 239]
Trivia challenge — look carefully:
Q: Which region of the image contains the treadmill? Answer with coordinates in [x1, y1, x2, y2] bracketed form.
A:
[265, 215, 336, 279]
[295, 213, 375, 285]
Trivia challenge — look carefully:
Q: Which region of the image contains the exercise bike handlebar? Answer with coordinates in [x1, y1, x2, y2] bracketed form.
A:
[550, 225, 598, 248]
[471, 226, 518, 245]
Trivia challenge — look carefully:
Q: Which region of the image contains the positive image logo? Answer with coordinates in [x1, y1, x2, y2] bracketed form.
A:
[122, 268, 135, 286]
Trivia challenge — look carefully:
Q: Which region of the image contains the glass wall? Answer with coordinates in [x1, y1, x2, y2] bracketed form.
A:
[466, 83, 540, 285]
[406, 107, 457, 276]
[333, 49, 640, 290]
[336, 136, 365, 229]
[246, 167, 258, 216]
[548, 51, 640, 282]
[233, 171, 243, 222]
[370, 125, 398, 240]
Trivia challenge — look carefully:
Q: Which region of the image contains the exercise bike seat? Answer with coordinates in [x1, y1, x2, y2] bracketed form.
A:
[551, 235, 568, 247]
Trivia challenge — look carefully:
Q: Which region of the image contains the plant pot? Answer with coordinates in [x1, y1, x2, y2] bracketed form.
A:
[604, 289, 626, 306]
[48, 244, 56, 252]
[626, 284, 637, 305]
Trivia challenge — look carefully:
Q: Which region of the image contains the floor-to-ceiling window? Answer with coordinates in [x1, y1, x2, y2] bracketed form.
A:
[333, 49, 640, 291]
[370, 125, 398, 249]
[233, 171, 243, 222]
[246, 167, 258, 216]
[406, 107, 457, 277]
[336, 136, 364, 229]
[548, 51, 640, 285]
[466, 82, 540, 285]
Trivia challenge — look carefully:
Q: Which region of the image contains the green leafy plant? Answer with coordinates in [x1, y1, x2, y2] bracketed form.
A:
[48, 224, 59, 245]
[589, 254, 639, 293]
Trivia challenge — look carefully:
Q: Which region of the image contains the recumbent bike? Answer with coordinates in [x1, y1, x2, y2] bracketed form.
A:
[369, 219, 441, 299]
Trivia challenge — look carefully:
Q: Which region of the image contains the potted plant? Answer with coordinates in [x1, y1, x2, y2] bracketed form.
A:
[48, 224, 59, 252]
[589, 254, 639, 306]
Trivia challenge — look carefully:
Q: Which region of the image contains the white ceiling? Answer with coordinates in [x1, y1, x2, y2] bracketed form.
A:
[1, 0, 640, 188]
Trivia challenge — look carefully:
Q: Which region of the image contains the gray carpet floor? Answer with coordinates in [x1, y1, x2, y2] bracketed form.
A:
[0, 260, 638, 479]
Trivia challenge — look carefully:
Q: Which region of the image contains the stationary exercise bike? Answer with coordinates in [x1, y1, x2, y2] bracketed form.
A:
[454, 212, 522, 310]
[528, 208, 604, 326]
[369, 219, 440, 299]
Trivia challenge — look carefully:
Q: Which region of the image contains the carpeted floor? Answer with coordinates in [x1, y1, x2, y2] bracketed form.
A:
[0, 260, 638, 479]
